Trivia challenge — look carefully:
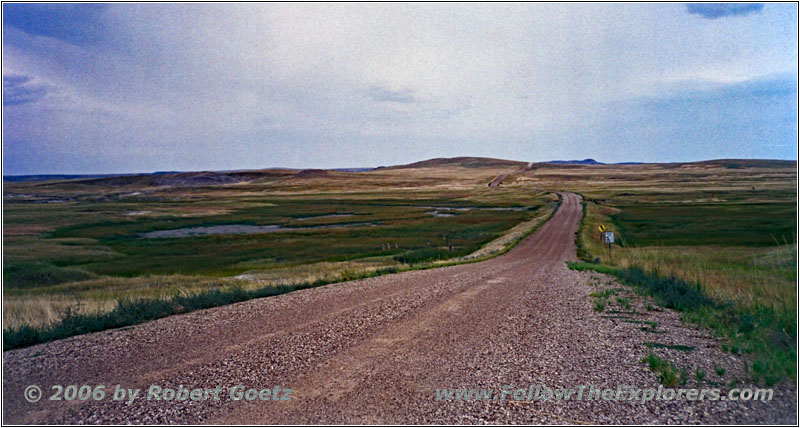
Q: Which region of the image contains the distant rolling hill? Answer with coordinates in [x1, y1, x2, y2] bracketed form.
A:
[3, 170, 298, 186]
[540, 158, 797, 168]
[379, 156, 528, 170]
[688, 159, 797, 169]
[3, 173, 136, 183]
[544, 158, 605, 165]
[5, 157, 794, 186]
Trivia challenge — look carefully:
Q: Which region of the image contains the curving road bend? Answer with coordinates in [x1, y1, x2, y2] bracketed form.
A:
[3, 192, 794, 424]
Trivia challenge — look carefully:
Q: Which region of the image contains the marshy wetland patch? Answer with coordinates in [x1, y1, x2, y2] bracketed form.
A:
[3, 171, 553, 329]
[141, 222, 378, 238]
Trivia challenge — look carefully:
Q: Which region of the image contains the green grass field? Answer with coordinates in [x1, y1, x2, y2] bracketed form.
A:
[572, 175, 796, 385]
[611, 203, 795, 247]
[6, 198, 539, 280]
[3, 163, 557, 338]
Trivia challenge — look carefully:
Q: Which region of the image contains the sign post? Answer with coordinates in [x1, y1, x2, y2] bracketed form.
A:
[598, 224, 606, 243]
[604, 231, 614, 258]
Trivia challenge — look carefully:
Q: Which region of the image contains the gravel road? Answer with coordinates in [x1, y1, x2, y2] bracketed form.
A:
[3, 192, 795, 424]
[488, 174, 508, 187]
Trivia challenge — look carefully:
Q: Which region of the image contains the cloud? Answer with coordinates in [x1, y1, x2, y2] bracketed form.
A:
[2, 3, 109, 45]
[686, 3, 764, 19]
[365, 86, 417, 104]
[2, 74, 50, 106]
[1, 3, 797, 174]
[597, 75, 798, 162]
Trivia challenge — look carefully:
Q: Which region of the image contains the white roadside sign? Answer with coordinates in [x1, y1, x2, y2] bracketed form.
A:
[604, 232, 615, 244]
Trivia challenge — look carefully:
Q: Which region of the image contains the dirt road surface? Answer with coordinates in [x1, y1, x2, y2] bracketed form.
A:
[488, 174, 509, 187]
[3, 193, 795, 424]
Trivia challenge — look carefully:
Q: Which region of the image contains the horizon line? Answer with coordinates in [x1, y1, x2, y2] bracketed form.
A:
[3, 156, 797, 179]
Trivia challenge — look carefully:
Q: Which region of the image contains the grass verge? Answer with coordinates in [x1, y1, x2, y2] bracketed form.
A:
[3, 268, 398, 351]
[569, 261, 795, 385]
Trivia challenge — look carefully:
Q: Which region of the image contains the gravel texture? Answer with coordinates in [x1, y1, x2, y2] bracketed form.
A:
[3, 193, 796, 424]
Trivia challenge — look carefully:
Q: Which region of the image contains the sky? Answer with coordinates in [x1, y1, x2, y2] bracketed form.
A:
[2, 3, 797, 175]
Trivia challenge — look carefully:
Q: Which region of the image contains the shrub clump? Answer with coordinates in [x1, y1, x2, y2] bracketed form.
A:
[3, 261, 96, 288]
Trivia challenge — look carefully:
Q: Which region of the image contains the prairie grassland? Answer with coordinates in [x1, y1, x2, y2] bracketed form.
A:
[553, 160, 796, 384]
[3, 203, 558, 330]
[578, 202, 795, 309]
[3, 158, 795, 366]
[3, 160, 552, 335]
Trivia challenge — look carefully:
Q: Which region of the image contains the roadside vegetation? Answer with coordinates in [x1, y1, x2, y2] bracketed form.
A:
[642, 352, 689, 387]
[570, 181, 796, 385]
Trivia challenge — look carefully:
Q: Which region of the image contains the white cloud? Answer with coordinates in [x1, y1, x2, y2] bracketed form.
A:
[3, 3, 797, 173]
